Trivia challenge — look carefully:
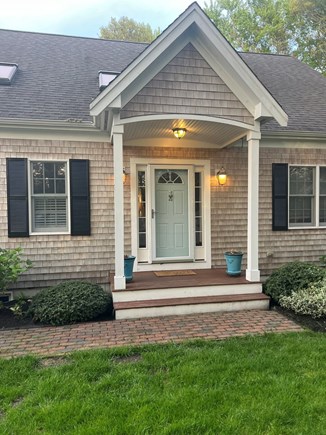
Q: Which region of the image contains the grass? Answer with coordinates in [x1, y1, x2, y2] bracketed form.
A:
[0, 332, 325, 434]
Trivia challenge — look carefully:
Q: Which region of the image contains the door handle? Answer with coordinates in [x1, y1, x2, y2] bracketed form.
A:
[152, 209, 156, 219]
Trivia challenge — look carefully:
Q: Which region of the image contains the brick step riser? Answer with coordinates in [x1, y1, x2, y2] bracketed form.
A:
[113, 283, 262, 303]
[115, 299, 270, 320]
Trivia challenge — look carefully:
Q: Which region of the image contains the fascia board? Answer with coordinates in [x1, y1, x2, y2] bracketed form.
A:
[95, 31, 192, 114]
[191, 17, 288, 126]
[262, 131, 326, 140]
[90, 6, 203, 116]
[0, 118, 94, 130]
[91, 2, 287, 127]
[0, 118, 110, 142]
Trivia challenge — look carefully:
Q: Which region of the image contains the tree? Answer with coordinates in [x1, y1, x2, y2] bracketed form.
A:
[204, 0, 326, 75]
[290, 0, 326, 73]
[99, 16, 160, 43]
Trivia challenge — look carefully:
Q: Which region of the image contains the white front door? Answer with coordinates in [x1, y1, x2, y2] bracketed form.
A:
[153, 168, 190, 260]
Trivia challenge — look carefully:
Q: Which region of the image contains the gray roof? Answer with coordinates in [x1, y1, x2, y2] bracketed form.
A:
[0, 29, 146, 122]
[0, 28, 325, 133]
[240, 52, 326, 133]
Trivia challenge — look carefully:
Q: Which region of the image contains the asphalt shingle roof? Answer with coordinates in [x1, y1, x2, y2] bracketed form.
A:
[0, 28, 325, 133]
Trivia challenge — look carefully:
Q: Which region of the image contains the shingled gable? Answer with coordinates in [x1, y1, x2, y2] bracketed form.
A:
[89, 2, 288, 130]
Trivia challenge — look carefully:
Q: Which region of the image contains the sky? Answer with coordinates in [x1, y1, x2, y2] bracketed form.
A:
[0, 0, 207, 38]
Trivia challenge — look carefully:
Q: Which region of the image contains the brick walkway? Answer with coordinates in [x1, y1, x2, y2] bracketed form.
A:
[0, 310, 303, 358]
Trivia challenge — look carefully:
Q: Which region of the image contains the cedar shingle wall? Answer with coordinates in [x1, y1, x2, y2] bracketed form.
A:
[0, 138, 115, 290]
[259, 147, 326, 275]
[123, 145, 249, 268]
[2, 139, 326, 292]
[121, 44, 254, 125]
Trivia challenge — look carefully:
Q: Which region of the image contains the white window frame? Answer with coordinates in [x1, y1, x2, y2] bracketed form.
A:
[28, 159, 71, 235]
[288, 164, 326, 229]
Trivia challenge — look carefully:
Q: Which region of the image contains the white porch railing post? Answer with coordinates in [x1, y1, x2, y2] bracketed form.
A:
[113, 125, 126, 290]
[246, 130, 261, 282]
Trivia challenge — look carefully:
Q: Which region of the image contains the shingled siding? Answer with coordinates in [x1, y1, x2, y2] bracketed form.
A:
[121, 44, 254, 125]
[259, 146, 326, 276]
[123, 145, 249, 269]
[0, 138, 114, 292]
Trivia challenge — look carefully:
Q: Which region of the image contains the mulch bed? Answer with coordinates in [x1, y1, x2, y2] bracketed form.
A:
[0, 306, 41, 330]
[0, 300, 114, 331]
[272, 305, 326, 333]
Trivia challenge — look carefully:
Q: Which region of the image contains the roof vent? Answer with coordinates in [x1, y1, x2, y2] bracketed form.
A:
[0, 62, 18, 85]
[98, 71, 119, 91]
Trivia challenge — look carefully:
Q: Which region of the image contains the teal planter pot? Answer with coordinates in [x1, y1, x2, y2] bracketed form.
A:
[124, 256, 136, 282]
[224, 251, 243, 276]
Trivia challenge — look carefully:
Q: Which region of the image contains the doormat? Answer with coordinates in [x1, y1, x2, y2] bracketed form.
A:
[154, 270, 197, 277]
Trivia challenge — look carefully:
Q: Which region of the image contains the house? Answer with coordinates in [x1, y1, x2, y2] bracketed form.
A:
[1, 3, 325, 318]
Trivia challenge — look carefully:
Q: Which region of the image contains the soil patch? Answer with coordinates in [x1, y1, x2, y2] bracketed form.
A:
[0, 305, 41, 330]
[272, 305, 326, 333]
[0, 301, 114, 331]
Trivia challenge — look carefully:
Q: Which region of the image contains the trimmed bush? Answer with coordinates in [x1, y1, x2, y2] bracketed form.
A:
[30, 281, 112, 326]
[264, 261, 325, 302]
[280, 280, 326, 318]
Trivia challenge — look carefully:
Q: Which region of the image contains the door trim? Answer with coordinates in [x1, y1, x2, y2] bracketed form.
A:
[130, 158, 211, 271]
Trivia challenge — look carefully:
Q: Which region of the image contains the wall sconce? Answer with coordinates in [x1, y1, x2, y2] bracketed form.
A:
[172, 128, 187, 139]
[216, 167, 227, 186]
[122, 167, 127, 184]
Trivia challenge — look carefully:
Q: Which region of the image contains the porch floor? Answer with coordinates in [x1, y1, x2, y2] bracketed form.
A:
[111, 268, 256, 292]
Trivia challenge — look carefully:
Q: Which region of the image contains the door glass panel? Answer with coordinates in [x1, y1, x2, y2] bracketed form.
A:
[138, 171, 146, 248]
[195, 171, 203, 246]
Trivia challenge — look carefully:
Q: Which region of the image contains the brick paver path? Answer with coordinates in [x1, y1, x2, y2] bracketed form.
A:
[0, 310, 303, 358]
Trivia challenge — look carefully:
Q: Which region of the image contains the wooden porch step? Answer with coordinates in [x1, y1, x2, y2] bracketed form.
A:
[114, 293, 270, 320]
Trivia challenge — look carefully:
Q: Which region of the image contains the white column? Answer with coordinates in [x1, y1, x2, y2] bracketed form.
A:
[113, 125, 126, 290]
[246, 130, 261, 282]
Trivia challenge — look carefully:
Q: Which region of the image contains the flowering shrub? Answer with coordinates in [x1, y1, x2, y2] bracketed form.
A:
[280, 280, 326, 318]
[264, 261, 325, 302]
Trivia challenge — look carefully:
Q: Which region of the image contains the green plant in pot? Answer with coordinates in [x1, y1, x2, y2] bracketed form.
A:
[124, 255, 136, 282]
[224, 250, 243, 276]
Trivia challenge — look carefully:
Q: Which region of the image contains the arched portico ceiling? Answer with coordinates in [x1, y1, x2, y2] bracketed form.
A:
[116, 114, 254, 148]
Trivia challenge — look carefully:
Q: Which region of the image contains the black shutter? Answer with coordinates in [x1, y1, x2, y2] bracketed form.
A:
[70, 159, 90, 236]
[272, 163, 288, 231]
[7, 158, 29, 237]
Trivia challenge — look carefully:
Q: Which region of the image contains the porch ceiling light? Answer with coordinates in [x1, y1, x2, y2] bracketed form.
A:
[172, 128, 187, 139]
[216, 167, 227, 186]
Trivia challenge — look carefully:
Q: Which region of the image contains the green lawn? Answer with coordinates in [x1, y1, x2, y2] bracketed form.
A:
[0, 332, 325, 434]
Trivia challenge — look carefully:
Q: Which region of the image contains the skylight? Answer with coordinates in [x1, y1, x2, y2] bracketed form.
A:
[0, 63, 18, 85]
[98, 71, 119, 91]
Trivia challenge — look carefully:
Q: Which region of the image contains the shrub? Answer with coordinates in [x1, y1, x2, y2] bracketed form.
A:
[30, 281, 112, 326]
[0, 248, 32, 293]
[280, 279, 326, 318]
[264, 261, 325, 302]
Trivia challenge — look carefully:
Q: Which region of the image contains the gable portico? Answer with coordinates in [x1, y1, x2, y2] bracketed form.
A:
[90, 3, 287, 290]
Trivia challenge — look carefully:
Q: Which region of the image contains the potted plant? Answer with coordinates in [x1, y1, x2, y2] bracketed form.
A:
[224, 250, 243, 276]
[124, 255, 136, 282]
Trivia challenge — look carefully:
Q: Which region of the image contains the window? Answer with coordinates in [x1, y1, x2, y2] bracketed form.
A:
[319, 167, 326, 225]
[288, 165, 326, 228]
[289, 166, 315, 226]
[98, 71, 118, 91]
[7, 158, 90, 237]
[157, 170, 183, 184]
[31, 161, 68, 233]
[0, 62, 18, 85]
[137, 170, 146, 248]
[195, 172, 203, 246]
